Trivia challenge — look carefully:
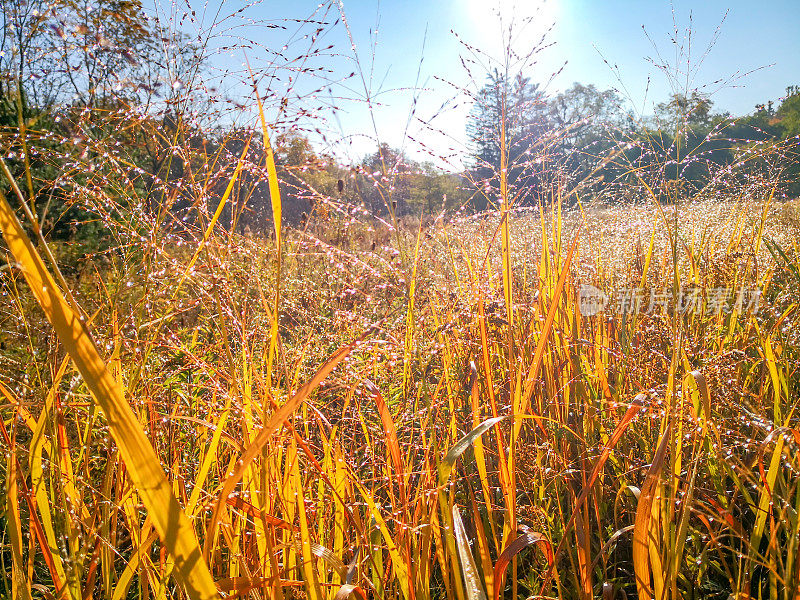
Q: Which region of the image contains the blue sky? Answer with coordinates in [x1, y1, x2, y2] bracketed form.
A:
[152, 0, 799, 169]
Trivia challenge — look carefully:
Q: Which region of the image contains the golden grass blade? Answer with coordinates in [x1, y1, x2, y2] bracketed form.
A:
[332, 448, 348, 580]
[498, 87, 513, 333]
[0, 402, 67, 596]
[367, 380, 407, 503]
[0, 189, 220, 600]
[0, 157, 83, 319]
[353, 480, 412, 600]
[254, 92, 282, 246]
[640, 227, 655, 289]
[468, 362, 499, 553]
[367, 515, 386, 598]
[111, 530, 160, 600]
[253, 88, 283, 390]
[294, 455, 324, 600]
[468, 488, 493, 596]
[186, 395, 232, 517]
[27, 367, 71, 595]
[437, 418, 504, 600]
[538, 395, 647, 595]
[178, 138, 252, 291]
[54, 416, 84, 595]
[745, 334, 796, 587]
[748, 431, 786, 582]
[763, 336, 784, 423]
[127, 136, 253, 394]
[517, 234, 580, 434]
[575, 509, 593, 600]
[404, 226, 423, 400]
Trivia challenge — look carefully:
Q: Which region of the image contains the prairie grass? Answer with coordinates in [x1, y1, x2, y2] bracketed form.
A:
[2, 3, 800, 600]
[2, 176, 800, 599]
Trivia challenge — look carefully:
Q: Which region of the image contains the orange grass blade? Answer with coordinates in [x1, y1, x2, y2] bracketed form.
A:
[517, 233, 580, 434]
[294, 456, 324, 600]
[539, 395, 647, 595]
[0, 396, 69, 596]
[367, 380, 407, 503]
[493, 531, 553, 600]
[403, 226, 423, 400]
[633, 421, 671, 599]
[352, 480, 413, 600]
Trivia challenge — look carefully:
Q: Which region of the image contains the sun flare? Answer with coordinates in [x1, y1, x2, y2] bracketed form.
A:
[464, 0, 559, 32]
[462, 0, 560, 57]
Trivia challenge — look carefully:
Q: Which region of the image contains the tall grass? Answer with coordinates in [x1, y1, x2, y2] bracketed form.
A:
[2, 2, 800, 600]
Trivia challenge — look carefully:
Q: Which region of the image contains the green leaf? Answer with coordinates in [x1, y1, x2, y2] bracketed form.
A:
[439, 416, 505, 484]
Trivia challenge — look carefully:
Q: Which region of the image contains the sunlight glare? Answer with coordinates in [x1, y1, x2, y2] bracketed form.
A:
[463, 0, 560, 54]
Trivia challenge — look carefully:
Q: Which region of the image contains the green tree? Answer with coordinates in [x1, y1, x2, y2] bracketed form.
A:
[466, 69, 551, 208]
[547, 82, 624, 193]
[654, 91, 714, 132]
[775, 86, 800, 138]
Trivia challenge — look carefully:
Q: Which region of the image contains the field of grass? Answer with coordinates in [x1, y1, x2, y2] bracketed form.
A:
[2, 147, 800, 600]
[1, 2, 800, 596]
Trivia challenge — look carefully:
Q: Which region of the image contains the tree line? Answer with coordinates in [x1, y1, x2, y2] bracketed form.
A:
[1, 0, 799, 244]
[467, 70, 800, 208]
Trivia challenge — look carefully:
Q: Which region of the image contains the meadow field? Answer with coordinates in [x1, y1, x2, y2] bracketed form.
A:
[3, 183, 800, 599]
[2, 1, 800, 599]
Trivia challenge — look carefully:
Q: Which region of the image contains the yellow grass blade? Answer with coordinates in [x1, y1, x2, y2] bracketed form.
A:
[468, 362, 498, 552]
[0, 189, 220, 600]
[468, 489, 493, 596]
[294, 456, 324, 600]
[517, 234, 579, 431]
[539, 396, 647, 595]
[353, 480, 412, 600]
[111, 529, 160, 600]
[254, 92, 282, 246]
[178, 138, 252, 291]
[6, 432, 34, 600]
[186, 395, 232, 517]
[254, 89, 283, 391]
[0, 414, 66, 595]
[27, 362, 72, 596]
[368, 380, 407, 503]
[404, 225, 423, 400]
